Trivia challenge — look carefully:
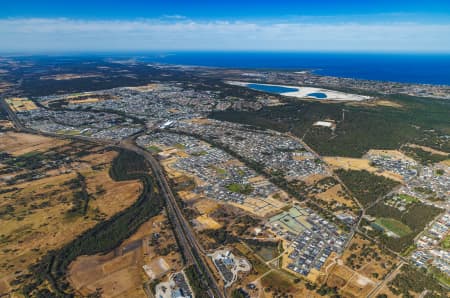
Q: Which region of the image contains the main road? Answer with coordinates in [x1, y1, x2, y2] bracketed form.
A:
[0, 98, 223, 298]
[120, 138, 223, 298]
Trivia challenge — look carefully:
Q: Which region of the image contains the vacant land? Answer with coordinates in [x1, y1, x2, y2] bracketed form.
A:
[0, 134, 144, 296]
[40, 73, 102, 81]
[325, 155, 405, 183]
[324, 234, 399, 297]
[5, 97, 37, 112]
[194, 214, 222, 230]
[245, 239, 280, 262]
[349, 99, 403, 108]
[316, 184, 357, 209]
[81, 151, 142, 217]
[68, 213, 182, 297]
[19, 149, 164, 297]
[342, 234, 398, 282]
[311, 177, 359, 215]
[260, 270, 295, 295]
[198, 205, 266, 250]
[0, 131, 68, 156]
[324, 156, 376, 172]
[326, 263, 376, 298]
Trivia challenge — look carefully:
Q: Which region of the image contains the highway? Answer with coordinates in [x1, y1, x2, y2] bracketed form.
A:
[0, 98, 223, 298]
[120, 139, 223, 298]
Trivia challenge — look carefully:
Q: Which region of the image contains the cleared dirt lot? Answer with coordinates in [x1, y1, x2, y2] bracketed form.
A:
[324, 156, 376, 172]
[315, 183, 357, 210]
[194, 214, 222, 230]
[68, 213, 183, 297]
[322, 234, 399, 297]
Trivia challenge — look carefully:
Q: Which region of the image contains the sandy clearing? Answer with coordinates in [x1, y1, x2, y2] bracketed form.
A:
[194, 214, 222, 230]
[324, 156, 376, 171]
[316, 184, 357, 209]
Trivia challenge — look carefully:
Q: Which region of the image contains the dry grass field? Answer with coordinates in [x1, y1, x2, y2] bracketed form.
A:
[68, 213, 183, 297]
[68, 97, 102, 104]
[126, 83, 160, 92]
[324, 156, 404, 182]
[315, 184, 357, 210]
[253, 269, 328, 298]
[326, 263, 376, 298]
[193, 214, 222, 230]
[81, 151, 142, 217]
[342, 234, 398, 283]
[0, 132, 68, 156]
[0, 133, 142, 295]
[324, 156, 376, 172]
[40, 73, 101, 80]
[348, 99, 403, 108]
[320, 234, 399, 298]
[5, 97, 38, 112]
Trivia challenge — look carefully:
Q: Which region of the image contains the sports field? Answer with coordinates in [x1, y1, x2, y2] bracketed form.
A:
[375, 218, 412, 237]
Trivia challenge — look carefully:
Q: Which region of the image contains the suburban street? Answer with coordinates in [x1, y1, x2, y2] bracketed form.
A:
[1, 97, 223, 298]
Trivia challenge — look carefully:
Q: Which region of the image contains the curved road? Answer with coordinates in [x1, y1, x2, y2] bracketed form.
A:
[0, 98, 223, 298]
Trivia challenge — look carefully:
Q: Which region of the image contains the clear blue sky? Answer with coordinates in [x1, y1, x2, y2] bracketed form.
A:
[1, 0, 450, 53]
[3, 0, 450, 20]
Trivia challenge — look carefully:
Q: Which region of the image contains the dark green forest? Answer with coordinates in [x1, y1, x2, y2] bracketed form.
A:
[367, 202, 442, 252]
[211, 94, 450, 157]
[388, 265, 447, 297]
[335, 169, 400, 207]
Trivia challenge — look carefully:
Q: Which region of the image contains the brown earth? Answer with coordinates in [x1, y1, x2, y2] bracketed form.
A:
[0, 134, 142, 295]
[68, 213, 183, 298]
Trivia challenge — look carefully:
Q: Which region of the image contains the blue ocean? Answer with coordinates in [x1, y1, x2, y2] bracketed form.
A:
[142, 52, 450, 86]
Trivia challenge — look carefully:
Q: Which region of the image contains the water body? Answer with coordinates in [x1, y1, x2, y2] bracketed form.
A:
[307, 92, 327, 99]
[142, 52, 450, 85]
[247, 83, 298, 94]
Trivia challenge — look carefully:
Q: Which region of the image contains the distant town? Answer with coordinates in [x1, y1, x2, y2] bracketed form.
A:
[0, 56, 448, 298]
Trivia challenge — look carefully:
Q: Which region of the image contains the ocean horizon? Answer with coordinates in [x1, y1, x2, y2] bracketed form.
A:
[136, 52, 450, 86]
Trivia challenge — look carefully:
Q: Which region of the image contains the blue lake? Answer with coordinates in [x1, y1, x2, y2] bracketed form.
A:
[246, 83, 299, 94]
[307, 92, 327, 99]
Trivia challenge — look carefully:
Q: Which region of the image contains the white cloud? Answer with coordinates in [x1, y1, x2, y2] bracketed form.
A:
[0, 18, 449, 52]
